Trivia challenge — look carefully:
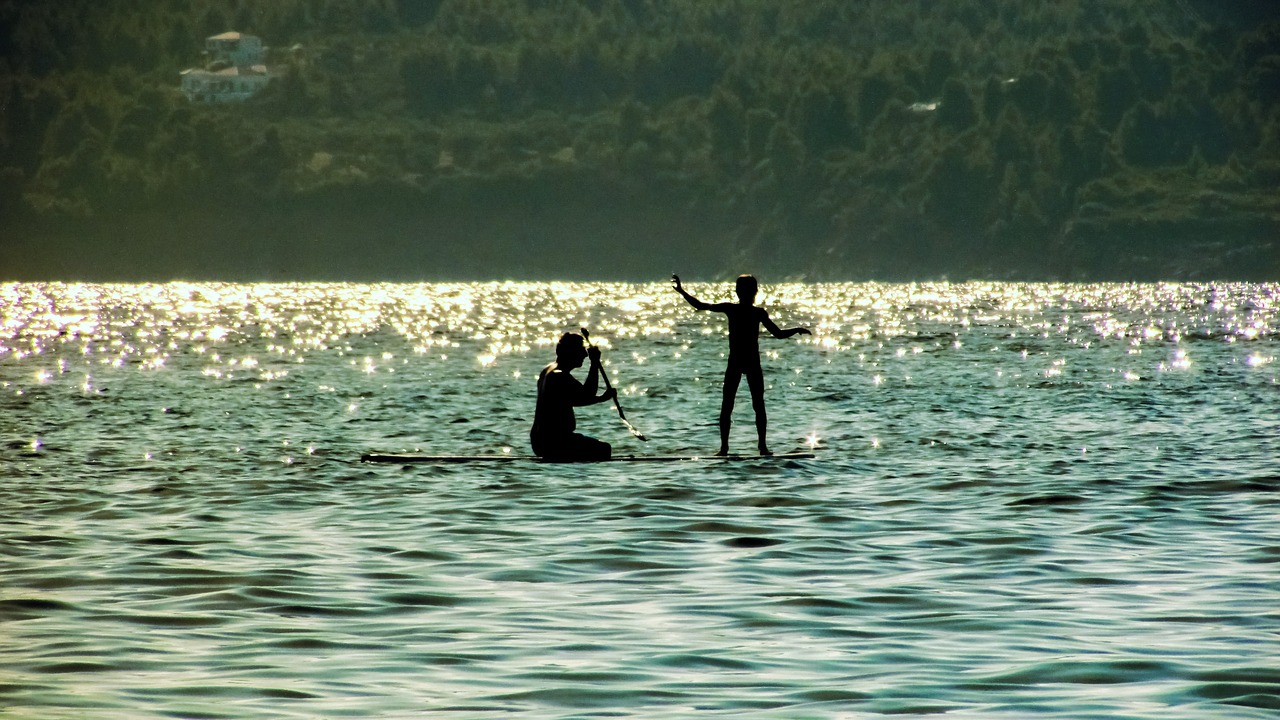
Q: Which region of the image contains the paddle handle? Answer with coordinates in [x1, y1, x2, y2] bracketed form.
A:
[582, 327, 620, 408]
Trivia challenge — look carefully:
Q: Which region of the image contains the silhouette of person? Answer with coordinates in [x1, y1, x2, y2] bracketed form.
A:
[673, 274, 810, 455]
[531, 332, 617, 462]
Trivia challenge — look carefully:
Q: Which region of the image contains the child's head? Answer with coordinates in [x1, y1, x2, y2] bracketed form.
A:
[735, 274, 758, 303]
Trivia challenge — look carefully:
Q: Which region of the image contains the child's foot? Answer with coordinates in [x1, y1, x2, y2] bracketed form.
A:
[715, 446, 730, 456]
[758, 445, 772, 456]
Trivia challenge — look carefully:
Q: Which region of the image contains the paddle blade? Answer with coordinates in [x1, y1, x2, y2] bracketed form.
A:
[621, 417, 648, 441]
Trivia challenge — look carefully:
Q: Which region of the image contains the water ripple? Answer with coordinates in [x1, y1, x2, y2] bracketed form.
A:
[2, 281, 1278, 719]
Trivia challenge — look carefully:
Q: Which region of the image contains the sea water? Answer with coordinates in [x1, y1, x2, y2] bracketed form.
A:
[1, 280, 1277, 719]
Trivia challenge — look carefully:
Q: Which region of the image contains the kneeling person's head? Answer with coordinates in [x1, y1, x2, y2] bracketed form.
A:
[555, 332, 588, 367]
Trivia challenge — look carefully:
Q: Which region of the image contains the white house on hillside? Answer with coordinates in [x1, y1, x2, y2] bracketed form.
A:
[205, 31, 266, 67]
[180, 64, 270, 103]
[180, 31, 271, 104]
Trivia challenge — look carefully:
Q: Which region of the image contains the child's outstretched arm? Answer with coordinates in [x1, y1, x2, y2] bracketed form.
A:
[672, 274, 713, 311]
[762, 312, 812, 339]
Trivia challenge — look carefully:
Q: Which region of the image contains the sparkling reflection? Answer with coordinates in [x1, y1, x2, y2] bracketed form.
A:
[2, 280, 1277, 410]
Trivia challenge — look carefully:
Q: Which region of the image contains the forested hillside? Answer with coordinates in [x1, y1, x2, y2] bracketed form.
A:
[2, 0, 1278, 280]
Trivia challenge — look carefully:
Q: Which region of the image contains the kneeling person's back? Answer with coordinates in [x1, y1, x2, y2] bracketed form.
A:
[530, 332, 615, 461]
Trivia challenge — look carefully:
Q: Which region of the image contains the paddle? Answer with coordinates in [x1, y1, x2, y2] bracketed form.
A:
[581, 327, 647, 441]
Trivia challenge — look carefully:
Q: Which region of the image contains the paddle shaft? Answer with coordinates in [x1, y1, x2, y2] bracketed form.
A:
[581, 328, 647, 441]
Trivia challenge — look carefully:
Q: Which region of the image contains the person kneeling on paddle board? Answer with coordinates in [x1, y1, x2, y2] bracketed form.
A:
[531, 332, 617, 461]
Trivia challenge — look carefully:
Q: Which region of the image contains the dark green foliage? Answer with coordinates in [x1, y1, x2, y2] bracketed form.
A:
[795, 85, 853, 154]
[937, 79, 977, 131]
[2, 0, 1278, 280]
[398, 0, 444, 28]
[857, 74, 896, 126]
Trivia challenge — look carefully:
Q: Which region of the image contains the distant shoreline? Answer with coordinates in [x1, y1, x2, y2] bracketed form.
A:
[5, 199, 1276, 283]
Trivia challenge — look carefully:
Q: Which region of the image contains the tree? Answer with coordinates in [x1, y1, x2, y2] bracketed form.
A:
[921, 143, 995, 234]
[923, 48, 955, 97]
[1117, 100, 1172, 167]
[937, 78, 977, 131]
[1093, 66, 1137, 130]
[795, 85, 852, 154]
[398, 0, 444, 27]
[857, 73, 894, 125]
[765, 121, 804, 188]
[283, 67, 316, 116]
[745, 108, 776, 165]
[706, 87, 745, 168]
[401, 45, 455, 116]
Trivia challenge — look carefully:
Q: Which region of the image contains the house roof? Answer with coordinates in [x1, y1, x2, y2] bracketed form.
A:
[180, 64, 269, 78]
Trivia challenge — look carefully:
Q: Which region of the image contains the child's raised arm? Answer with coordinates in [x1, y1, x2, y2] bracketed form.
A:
[672, 274, 714, 311]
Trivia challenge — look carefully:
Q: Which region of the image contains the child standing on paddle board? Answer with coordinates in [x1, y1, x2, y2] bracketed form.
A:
[531, 332, 617, 462]
[673, 274, 810, 456]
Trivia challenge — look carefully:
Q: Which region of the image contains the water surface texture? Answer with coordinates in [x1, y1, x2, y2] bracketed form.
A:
[2, 281, 1278, 719]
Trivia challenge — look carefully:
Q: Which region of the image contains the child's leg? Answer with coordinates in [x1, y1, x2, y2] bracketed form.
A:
[719, 367, 742, 454]
[745, 366, 769, 454]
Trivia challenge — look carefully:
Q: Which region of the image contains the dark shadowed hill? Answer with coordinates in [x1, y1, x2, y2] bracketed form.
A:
[2, 0, 1278, 280]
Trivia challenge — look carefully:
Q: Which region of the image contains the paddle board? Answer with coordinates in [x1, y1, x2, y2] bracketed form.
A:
[360, 451, 815, 464]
